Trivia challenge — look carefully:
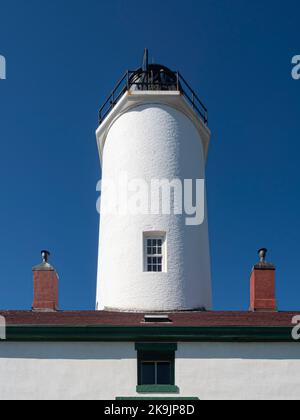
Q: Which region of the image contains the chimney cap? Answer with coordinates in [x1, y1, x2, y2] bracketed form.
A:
[258, 248, 268, 262]
[254, 248, 275, 270]
[33, 250, 55, 272]
[41, 250, 50, 263]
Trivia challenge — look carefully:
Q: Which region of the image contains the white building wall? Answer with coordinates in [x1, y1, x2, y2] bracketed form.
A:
[0, 342, 300, 400]
[177, 343, 300, 400]
[97, 100, 211, 312]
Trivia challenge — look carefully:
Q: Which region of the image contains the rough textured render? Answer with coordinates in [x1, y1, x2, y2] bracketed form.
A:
[96, 96, 212, 312]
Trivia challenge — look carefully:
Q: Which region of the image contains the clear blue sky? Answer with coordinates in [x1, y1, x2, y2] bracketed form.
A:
[0, 0, 299, 311]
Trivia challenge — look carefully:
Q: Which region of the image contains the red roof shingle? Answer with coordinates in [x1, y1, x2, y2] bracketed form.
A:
[0, 310, 299, 327]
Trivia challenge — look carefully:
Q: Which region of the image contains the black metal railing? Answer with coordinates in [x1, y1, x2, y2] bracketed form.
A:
[98, 71, 208, 126]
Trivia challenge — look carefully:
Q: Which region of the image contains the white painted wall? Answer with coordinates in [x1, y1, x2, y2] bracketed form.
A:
[0, 342, 137, 400]
[96, 96, 212, 312]
[0, 342, 300, 400]
[177, 343, 300, 400]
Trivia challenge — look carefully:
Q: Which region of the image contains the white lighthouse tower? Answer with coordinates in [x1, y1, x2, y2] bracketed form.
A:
[96, 51, 212, 312]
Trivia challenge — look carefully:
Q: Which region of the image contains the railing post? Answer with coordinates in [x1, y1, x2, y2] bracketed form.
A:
[146, 70, 149, 91]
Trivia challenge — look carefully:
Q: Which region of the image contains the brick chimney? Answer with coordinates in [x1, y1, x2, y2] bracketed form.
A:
[250, 248, 277, 312]
[32, 251, 59, 312]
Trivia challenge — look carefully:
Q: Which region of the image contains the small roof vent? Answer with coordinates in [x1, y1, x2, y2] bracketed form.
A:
[143, 314, 172, 323]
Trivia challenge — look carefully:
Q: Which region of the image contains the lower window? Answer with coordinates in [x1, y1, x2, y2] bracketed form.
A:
[140, 361, 172, 386]
[135, 343, 179, 394]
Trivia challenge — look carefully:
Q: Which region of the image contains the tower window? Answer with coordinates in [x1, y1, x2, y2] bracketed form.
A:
[144, 234, 166, 273]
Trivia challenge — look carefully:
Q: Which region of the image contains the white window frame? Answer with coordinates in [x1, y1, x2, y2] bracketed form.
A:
[143, 233, 167, 273]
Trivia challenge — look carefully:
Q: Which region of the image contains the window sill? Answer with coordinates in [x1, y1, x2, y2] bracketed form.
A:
[117, 397, 199, 401]
[136, 385, 180, 394]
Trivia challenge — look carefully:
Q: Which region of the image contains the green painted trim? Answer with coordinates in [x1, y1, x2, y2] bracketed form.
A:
[135, 343, 178, 352]
[137, 349, 176, 388]
[136, 385, 180, 394]
[116, 397, 199, 400]
[3, 325, 297, 342]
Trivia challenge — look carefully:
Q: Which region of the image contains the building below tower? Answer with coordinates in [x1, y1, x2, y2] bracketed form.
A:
[0, 250, 299, 400]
